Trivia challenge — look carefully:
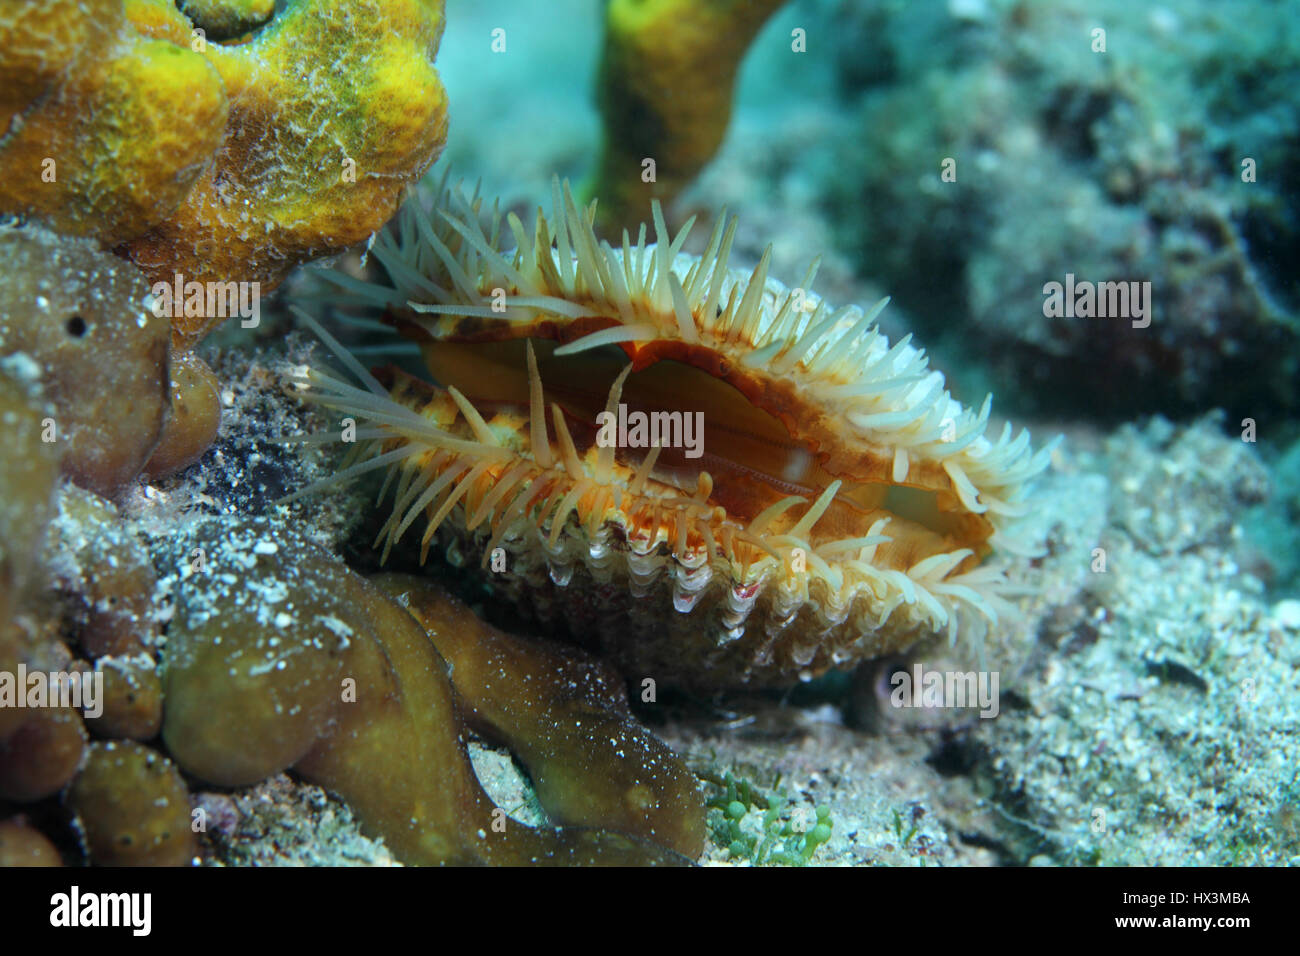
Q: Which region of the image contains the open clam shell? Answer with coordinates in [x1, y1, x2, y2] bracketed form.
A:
[292, 176, 1055, 688]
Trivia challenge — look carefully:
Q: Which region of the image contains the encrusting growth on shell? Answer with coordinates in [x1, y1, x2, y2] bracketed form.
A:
[289, 174, 1057, 688]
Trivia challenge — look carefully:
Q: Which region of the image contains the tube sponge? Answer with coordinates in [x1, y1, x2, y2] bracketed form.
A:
[591, 0, 786, 233]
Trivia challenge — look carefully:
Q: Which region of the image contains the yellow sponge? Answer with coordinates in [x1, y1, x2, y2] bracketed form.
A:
[591, 0, 786, 234]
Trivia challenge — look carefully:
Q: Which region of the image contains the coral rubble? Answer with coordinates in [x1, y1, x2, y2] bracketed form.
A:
[820, 0, 1299, 418]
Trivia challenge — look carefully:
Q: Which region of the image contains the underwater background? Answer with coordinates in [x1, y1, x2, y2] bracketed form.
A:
[0, 0, 1297, 866]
